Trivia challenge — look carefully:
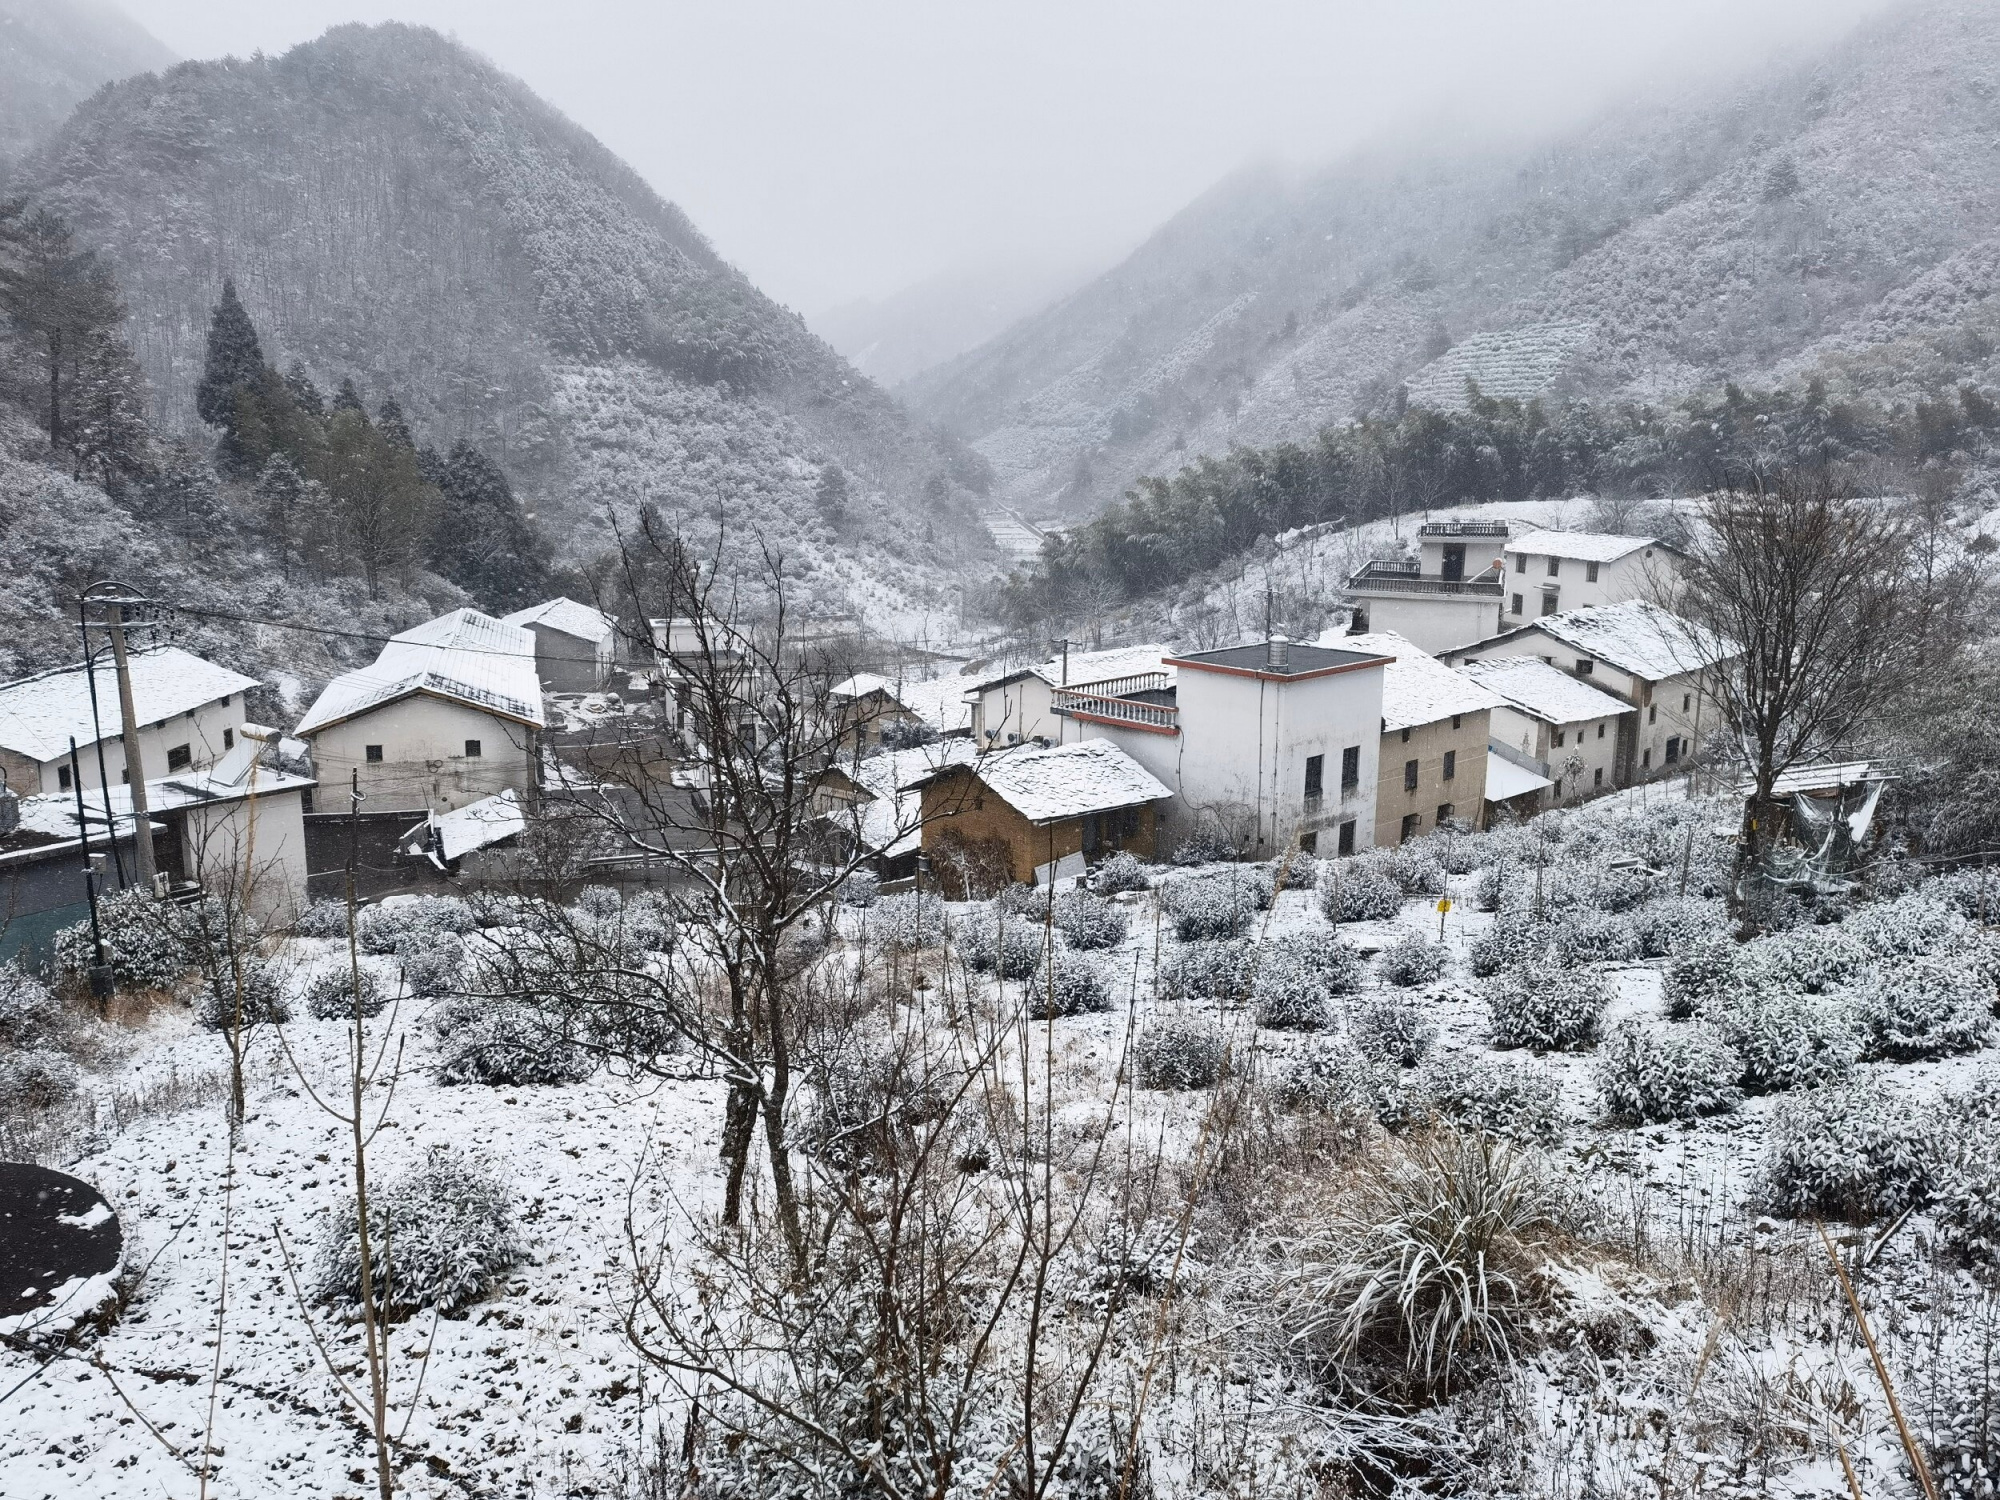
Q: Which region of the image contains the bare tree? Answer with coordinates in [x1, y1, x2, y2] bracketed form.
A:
[1666, 466, 1978, 919]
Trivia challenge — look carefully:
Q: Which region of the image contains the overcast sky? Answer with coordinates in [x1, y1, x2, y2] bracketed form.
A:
[117, 0, 1897, 318]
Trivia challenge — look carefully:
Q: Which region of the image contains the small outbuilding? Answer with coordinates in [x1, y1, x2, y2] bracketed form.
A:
[501, 598, 620, 693]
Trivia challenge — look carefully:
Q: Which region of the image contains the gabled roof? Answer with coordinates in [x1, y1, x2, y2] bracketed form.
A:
[838, 741, 981, 857]
[1457, 656, 1632, 727]
[1531, 600, 1732, 680]
[948, 739, 1171, 825]
[1336, 631, 1503, 732]
[501, 598, 617, 645]
[295, 609, 543, 736]
[0, 647, 261, 765]
[1504, 529, 1668, 564]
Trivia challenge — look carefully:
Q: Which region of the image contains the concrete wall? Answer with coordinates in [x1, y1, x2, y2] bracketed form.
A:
[1500, 546, 1680, 627]
[25, 694, 245, 794]
[305, 695, 537, 813]
[967, 674, 1058, 746]
[1348, 593, 1502, 654]
[1486, 701, 1627, 800]
[178, 789, 312, 926]
[1374, 710, 1490, 845]
[527, 624, 612, 694]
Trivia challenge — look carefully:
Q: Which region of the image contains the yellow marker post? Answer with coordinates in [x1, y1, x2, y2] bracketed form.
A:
[1436, 895, 1452, 941]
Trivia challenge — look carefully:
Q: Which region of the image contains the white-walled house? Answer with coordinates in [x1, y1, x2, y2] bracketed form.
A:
[294, 609, 544, 814]
[1343, 519, 1511, 653]
[0, 646, 261, 796]
[1449, 600, 1729, 783]
[1498, 530, 1682, 628]
[1455, 655, 1634, 806]
[965, 643, 1173, 747]
[1340, 631, 1502, 844]
[501, 598, 619, 693]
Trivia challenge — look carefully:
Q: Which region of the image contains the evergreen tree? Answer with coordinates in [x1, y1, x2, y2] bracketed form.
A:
[195, 277, 266, 428]
[330, 377, 366, 417]
[254, 453, 307, 581]
[322, 404, 433, 598]
[0, 200, 126, 452]
[430, 440, 546, 607]
[814, 461, 850, 526]
[376, 396, 415, 451]
[66, 327, 150, 489]
[285, 360, 324, 418]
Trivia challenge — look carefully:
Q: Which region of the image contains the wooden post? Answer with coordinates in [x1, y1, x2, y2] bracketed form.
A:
[104, 601, 157, 889]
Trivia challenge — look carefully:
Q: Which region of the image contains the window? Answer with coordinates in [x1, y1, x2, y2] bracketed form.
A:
[222, 727, 235, 751]
[1593, 767, 1603, 786]
[220, 695, 231, 707]
[1642, 748, 1652, 768]
[1683, 693, 1692, 713]
[1443, 749, 1457, 781]
[1451, 714, 1463, 730]
[1513, 553, 1526, 574]
[365, 745, 384, 763]
[1299, 831, 1318, 855]
[58, 764, 72, 791]
[1541, 593, 1559, 616]
[1648, 705, 1657, 724]
[1337, 820, 1356, 855]
[1596, 723, 1605, 739]
[1575, 658, 1594, 675]
[1400, 727, 1411, 744]
[165, 744, 191, 771]
[1585, 561, 1600, 583]
[1546, 556, 1560, 577]
[1511, 593, 1524, 615]
[1400, 812, 1422, 843]
[1554, 730, 1566, 747]
[1304, 753, 1324, 798]
[464, 739, 483, 758]
[1436, 803, 1454, 825]
[1340, 745, 1360, 790]
[1404, 758, 1419, 792]
[1665, 736, 1682, 765]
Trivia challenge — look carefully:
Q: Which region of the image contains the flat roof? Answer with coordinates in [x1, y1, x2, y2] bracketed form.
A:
[1167, 640, 1389, 680]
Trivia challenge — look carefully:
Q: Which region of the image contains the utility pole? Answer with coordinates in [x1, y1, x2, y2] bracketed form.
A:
[84, 583, 157, 890]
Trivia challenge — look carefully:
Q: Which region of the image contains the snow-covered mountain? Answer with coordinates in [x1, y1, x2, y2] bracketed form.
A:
[907, 0, 2000, 516]
[16, 22, 995, 619]
[0, 0, 172, 167]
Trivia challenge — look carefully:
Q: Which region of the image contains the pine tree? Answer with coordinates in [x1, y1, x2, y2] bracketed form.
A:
[331, 377, 367, 417]
[66, 328, 150, 489]
[0, 200, 126, 452]
[376, 397, 415, 451]
[430, 440, 546, 606]
[195, 277, 266, 428]
[814, 461, 850, 526]
[254, 453, 306, 581]
[285, 360, 325, 418]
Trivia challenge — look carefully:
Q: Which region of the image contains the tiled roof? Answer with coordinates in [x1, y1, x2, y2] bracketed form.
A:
[966, 739, 1171, 824]
[1505, 529, 1663, 564]
[1337, 631, 1503, 732]
[1457, 656, 1632, 727]
[500, 598, 617, 645]
[1533, 600, 1732, 680]
[0, 647, 260, 765]
[295, 609, 543, 736]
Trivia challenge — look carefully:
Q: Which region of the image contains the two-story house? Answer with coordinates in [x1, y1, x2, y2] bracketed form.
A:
[1343, 519, 1511, 653]
[965, 643, 1173, 747]
[1455, 655, 1633, 808]
[1498, 530, 1682, 628]
[1340, 631, 1502, 843]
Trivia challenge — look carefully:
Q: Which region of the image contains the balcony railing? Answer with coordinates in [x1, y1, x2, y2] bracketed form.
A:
[1346, 561, 1505, 597]
[1064, 670, 1170, 699]
[1418, 520, 1512, 538]
[1052, 687, 1179, 733]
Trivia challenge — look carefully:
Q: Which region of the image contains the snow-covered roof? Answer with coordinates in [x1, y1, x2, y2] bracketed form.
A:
[427, 790, 528, 863]
[295, 609, 543, 736]
[1504, 529, 1664, 564]
[1484, 757, 1555, 802]
[890, 676, 975, 734]
[1532, 600, 1732, 681]
[11, 742, 314, 856]
[961, 739, 1171, 824]
[829, 672, 892, 701]
[971, 643, 1176, 696]
[843, 741, 981, 857]
[1457, 656, 1632, 727]
[501, 598, 617, 645]
[1335, 630, 1502, 732]
[0, 647, 260, 765]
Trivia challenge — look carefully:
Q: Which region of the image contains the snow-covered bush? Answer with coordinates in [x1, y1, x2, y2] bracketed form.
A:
[1377, 934, 1448, 988]
[1468, 920, 1547, 978]
[1541, 909, 1640, 968]
[0, 964, 64, 1050]
[1169, 822, 1237, 865]
[1090, 851, 1151, 895]
[1159, 939, 1254, 1003]
[304, 965, 389, 1021]
[1595, 1021, 1743, 1124]
[956, 912, 1043, 980]
[1025, 951, 1111, 1018]
[194, 959, 289, 1030]
[313, 1146, 524, 1317]
[1739, 925, 1872, 996]
[1759, 1083, 1935, 1222]
[1420, 828, 1481, 876]
[838, 870, 881, 909]
[1053, 890, 1129, 951]
[1319, 864, 1403, 923]
[1485, 963, 1609, 1052]
[1407, 1051, 1567, 1146]
[1848, 889, 1971, 959]
[51, 888, 197, 991]
[1349, 992, 1438, 1068]
[573, 885, 624, 921]
[1253, 933, 1366, 1031]
[1269, 1041, 1396, 1149]
[1633, 897, 1724, 959]
[1162, 871, 1265, 941]
[1850, 955, 1994, 1062]
[356, 896, 475, 955]
[294, 899, 352, 939]
[620, 895, 677, 953]
[1706, 987, 1863, 1093]
[993, 882, 1049, 920]
[1932, 1134, 2000, 1267]
[0, 1048, 79, 1113]
[1375, 845, 1447, 897]
[398, 936, 465, 999]
[1135, 1016, 1228, 1090]
[1663, 938, 1737, 1021]
[872, 892, 947, 951]
[429, 996, 595, 1085]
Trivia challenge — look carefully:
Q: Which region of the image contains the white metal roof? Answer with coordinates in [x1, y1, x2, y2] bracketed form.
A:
[501, 598, 617, 645]
[829, 672, 894, 701]
[429, 789, 528, 863]
[965, 739, 1171, 824]
[1335, 630, 1503, 732]
[1484, 757, 1555, 802]
[0, 647, 261, 765]
[1457, 656, 1632, 727]
[1533, 600, 1732, 681]
[1504, 529, 1662, 564]
[294, 609, 543, 736]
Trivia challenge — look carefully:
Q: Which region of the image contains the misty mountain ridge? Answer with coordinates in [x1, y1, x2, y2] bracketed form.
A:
[0, 0, 172, 167]
[813, 261, 1093, 388]
[909, 0, 2000, 517]
[14, 20, 993, 632]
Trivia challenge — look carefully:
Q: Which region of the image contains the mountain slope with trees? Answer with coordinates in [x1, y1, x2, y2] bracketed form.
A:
[15, 21, 993, 619]
[909, 0, 2000, 517]
[0, 0, 172, 167]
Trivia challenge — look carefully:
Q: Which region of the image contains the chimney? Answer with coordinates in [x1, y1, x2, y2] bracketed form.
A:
[1267, 633, 1290, 671]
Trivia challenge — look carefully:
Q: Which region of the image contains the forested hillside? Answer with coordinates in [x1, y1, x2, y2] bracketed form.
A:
[15, 22, 994, 623]
[910, 0, 2000, 517]
[0, 0, 171, 166]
